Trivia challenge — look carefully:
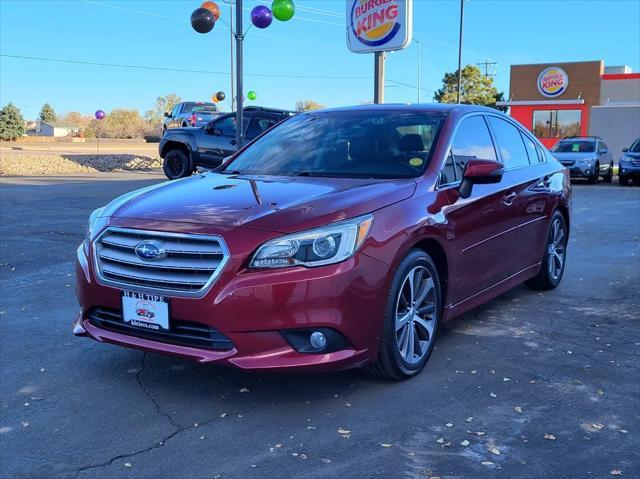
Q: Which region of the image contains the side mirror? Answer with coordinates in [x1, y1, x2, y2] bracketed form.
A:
[459, 159, 504, 199]
[622, 147, 629, 152]
[164, 112, 170, 118]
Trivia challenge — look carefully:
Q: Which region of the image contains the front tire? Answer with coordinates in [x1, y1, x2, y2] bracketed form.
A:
[162, 149, 191, 180]
[587, 164, 599, 184]
[526, 211, 567, 290]
[366, 250, 441, 380]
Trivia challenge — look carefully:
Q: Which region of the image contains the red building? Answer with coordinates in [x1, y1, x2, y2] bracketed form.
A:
[498, 60, 640, 156]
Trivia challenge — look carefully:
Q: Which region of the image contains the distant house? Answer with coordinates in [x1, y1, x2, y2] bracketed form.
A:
[36, 121, 81, 137]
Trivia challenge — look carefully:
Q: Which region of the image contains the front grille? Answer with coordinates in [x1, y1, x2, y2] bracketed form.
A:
[88, 307, 235, 351]
[94, 228, 229, 297]
[560, 160, 575, 167]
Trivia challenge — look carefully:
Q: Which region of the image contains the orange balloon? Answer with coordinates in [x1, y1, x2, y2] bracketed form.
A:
[211, 95, 219, 103]
[201, 2, 220, 20]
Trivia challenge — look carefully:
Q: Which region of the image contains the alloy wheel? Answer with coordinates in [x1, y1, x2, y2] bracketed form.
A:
[395, 266, 437, 364]
[547, 218, 566, 281]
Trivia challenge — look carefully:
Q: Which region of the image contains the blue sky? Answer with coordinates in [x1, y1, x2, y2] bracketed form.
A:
[1, 0, 639, 119]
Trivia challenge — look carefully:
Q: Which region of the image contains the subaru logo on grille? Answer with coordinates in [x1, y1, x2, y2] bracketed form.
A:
[135, 240, 166, 261]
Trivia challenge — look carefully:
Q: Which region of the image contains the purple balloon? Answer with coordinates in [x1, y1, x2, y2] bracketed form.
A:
[251, 5, 273, 29]
[95, 110, 105, 120]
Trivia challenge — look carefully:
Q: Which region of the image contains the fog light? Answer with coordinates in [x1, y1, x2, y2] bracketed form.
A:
[309, 331, 327, 350]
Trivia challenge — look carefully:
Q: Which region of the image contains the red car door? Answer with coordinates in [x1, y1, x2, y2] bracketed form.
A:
[438, 114, 524, 305]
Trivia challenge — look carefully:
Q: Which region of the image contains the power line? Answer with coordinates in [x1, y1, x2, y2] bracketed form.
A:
[0, 53, 370, 80]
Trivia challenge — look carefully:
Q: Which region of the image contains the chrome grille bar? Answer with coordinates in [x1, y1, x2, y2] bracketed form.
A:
[93, 227, 229, 297]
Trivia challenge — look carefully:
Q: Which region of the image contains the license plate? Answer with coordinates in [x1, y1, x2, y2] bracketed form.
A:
[121, 291, 169, 331]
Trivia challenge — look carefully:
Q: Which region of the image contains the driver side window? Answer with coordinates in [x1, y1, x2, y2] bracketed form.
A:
[441, 116, 497, 185]
[170, 104, 181, 118]
[213, 116, 236, 136]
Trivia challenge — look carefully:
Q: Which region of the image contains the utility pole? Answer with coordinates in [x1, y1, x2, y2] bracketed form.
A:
[235, 0, 244, 147]
[477, 58, 497, 78]
[456, 0, 465, 104]
[229, 1, 235, 112]
[416, 39, 421, 103]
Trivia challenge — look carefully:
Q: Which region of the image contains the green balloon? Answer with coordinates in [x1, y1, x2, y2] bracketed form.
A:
[272, 0, 295, 21]
[247, 91, 257, 101]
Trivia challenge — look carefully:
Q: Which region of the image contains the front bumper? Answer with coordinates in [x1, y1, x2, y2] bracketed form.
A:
[563, 163, 598, 178]
[74, 236, 390, 372]
[619, 163, 640, 178]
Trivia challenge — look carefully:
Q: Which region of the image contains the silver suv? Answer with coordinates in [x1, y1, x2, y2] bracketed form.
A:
[551, 137, 613, 184]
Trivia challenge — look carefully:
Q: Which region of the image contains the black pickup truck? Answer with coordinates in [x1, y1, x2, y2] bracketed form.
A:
[159, 106, 294, 179]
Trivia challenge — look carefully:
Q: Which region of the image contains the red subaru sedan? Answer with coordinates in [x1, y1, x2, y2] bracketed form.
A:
[74, 104, 571, 379]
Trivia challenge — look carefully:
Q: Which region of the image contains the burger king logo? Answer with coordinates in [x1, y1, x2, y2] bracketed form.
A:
[537, 67, 569, 98]
[349, 0, 405, 48]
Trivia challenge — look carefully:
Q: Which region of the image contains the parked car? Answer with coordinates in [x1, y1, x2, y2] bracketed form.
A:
[159, 106, 294, 180]
[162, 101, 219, 134]
[74, 104, 571, 380]
[550, 136, 613, 183]
[618, 137, 640, 186]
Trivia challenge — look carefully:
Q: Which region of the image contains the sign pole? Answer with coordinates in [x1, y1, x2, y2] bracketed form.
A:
[374, 51, 385, 104]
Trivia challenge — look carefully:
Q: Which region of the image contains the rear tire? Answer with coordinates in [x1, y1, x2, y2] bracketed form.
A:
[603, 163, 613, 183]
[619, 175, 628, 186]
[162, 148, 191, 180]
[365, 249, 441, 380]
[526, 211, 567, 291]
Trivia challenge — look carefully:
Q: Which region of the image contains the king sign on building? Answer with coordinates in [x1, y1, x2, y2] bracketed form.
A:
[346, 0, 413, 53]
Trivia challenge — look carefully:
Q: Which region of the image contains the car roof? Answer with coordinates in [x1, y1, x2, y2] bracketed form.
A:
[316, 103, 498, 114]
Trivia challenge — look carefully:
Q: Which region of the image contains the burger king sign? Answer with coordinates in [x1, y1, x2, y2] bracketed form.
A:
[347, 0, 413, 53]
[537, 66, 569, 98]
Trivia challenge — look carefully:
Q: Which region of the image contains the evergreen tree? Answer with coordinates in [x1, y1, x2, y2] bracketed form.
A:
[39, 103, 57, 123]
[0, 103, 26, 141]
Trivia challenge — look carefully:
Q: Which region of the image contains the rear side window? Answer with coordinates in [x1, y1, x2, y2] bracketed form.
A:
[441, 115, 497, 184]
[245, 116, 280, 140]
[487, 116, 530, 169]
[520, 131, 540, 164]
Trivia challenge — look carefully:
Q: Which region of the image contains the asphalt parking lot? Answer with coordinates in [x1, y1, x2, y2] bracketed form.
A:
[1, 174, 638, 479]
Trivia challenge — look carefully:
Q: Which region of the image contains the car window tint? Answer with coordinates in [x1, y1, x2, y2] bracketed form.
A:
[246, 116, 279, 140]
[520, 131, 539, 165]
[171, 104, 180, 117]
[487, 116, 530, 169]
[598, 142, 608, 153]
[446, 115, 497, 182]
[215, 116, 236, 136]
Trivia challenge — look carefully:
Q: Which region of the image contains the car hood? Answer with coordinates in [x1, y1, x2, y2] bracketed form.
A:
[622, 152, 640, 160]
[552, 152, 596, 161]
[102, 173, 417, 233]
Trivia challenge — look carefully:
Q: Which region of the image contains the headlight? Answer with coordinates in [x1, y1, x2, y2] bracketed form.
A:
[250, 214, 373, 269]
[82, 207, 106, 254]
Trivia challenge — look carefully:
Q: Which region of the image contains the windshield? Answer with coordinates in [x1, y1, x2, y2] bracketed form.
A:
[192, 105, 218, 113]
[221, 110, 446, 179]
[629, 139, 640, 153]
[183, 102, 217, 113]
[552, 140, 595, 153]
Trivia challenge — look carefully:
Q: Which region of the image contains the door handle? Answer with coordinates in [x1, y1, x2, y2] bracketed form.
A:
[502, 192, 517, 206]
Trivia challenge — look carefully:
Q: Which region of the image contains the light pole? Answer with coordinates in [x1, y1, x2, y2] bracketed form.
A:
[456, 0, 465, 104]
[190, 1, 295, 148]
